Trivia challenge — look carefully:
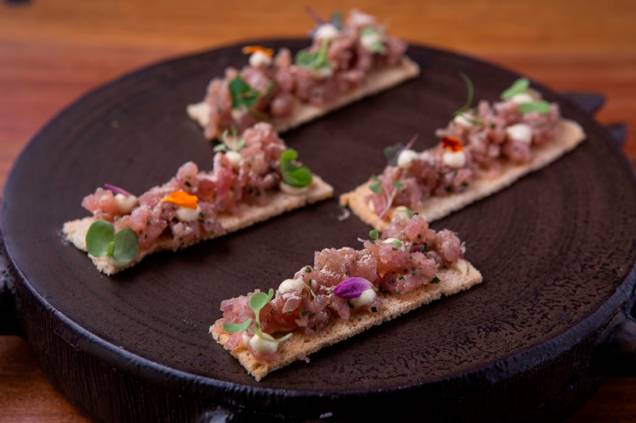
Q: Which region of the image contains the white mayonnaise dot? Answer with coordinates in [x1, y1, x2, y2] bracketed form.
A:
[442, 151, 466, 169]
[176, 206, 201, 222]
[314, 24, 339, 41]
[225, 151, 243, 168]
[510, 92, 534, 104]
[241, 332, 250, 346]
[186, 102, 211, 126]
[280, 182, 310, 196]
[454, 112, 476, 127]
[115, 194, 138, 214]
[397, 149, 419, 169]
[393, 206, 412, 219]
[350, 11, 375, 27]
[249, 51, 272, 68]
[506, 123, 533, 144]
[350, 288, 376, 308]
[278, 278, 305, 294]
[249, 334, 278, 355]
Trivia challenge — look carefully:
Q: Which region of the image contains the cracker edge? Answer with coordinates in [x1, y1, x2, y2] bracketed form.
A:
[188, 57, 421, 137]
[340, 119, 586, 229]
[62, 176, 334, 275]
[210, 258, 482, 381]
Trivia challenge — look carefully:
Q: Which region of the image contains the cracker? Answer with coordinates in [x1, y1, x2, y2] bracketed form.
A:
[210, 258, 482, 381]
[63, 176, 333, 275]
[188, 57, 421, 138]
[340, 120, 585, 229]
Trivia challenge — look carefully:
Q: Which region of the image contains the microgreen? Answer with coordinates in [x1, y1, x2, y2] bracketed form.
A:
[518, 100, 551, 114]
[214, 130, 246, 153]
[295, 39, 331, 71]
[369, 229, 380, 240]
[279, 149, 313, 188]
[369, 176, 382, 194]
[222, 318, 252, 333]
[393, 180, 404, 191]
[383, 143, 405, 166]
[222, 288, 292, 345]
[390, 239, 403, 249]
[361, 27, 385, 54]
[501, 78, 530, 100]
[229, 75, 260, 109]
[86, 221, 139, 265]
[330, 11, 343, 29]
[454, 72, 475, 117]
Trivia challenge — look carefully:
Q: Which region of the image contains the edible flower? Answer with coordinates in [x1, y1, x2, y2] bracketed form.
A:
[442, 136, 463, 152]
[103, 183, 133, 197]
[333, 277, 372, 300]
[86, 220, 139, 265]
[161, 190, 198, 209]
[242, 45, 274, 57]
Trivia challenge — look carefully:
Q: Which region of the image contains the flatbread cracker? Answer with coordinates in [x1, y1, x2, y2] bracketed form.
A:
[340, 119, 585, 229]
[63, 176, 333, 275]
[210, 258, 482, 381]
[188, 57, 421, 137]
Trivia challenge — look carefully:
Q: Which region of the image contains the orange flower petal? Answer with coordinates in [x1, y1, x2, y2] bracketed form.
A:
[242, 45, 274, 57]
[441, 136, 463, 152]
[161, 190, 198, 209]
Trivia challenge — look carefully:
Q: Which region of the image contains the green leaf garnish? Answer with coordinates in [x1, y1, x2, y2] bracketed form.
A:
[393, 180, 404, 191]
[518, 100, 551, 114]
[369, 176, 382, 194]
[86, 220, 115, 258]
[390, 239, 403, 249]
[280, 149, 313, 188]
[501, 78, 530, 100]
[360, 27, 385, 54]
[295, 39, 331, 71]
[454, 72, 475, 117]
[383, 143, 405, 166]
[249, 288, 274, 318]
[223, 318, 252, 333]
[111, 228, 139, 265]
[215, 130, 245, 153]
[330, 11, 343, 29]
[86, 221, 139, 265]
[369, 229, 380, 240]
[229, 76, 260, 109]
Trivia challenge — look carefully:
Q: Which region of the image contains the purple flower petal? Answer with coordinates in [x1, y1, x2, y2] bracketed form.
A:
[103, 183, 133, 197]
[333, 277, 372, 300]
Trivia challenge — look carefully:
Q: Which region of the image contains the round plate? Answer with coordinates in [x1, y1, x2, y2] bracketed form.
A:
[2, 39, 636, 418]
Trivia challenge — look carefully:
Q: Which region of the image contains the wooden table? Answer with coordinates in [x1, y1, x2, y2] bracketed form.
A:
[0, 1, 634, 421]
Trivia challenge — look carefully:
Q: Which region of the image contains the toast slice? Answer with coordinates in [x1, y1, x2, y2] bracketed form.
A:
[63, 175, 333, 275]
[188, 57, 420, 137]
[210, 258, 482, 381]
[340, 119, 585, 229]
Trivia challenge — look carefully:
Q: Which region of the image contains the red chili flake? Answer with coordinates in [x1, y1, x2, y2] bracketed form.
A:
[441, 136, 463, 152]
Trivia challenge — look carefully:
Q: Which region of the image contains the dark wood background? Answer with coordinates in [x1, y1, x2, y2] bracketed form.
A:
[0, 0, 634, 421]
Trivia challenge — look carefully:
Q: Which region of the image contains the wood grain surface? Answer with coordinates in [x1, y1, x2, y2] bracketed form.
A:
[0, 0, 634, 421]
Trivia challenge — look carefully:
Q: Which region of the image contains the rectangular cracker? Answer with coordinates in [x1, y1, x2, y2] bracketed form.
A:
[63, 176, 333, 275]
[340, 119, 586, 229]
[210, 258, 482, 381]
[188, 57, 421, 138]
